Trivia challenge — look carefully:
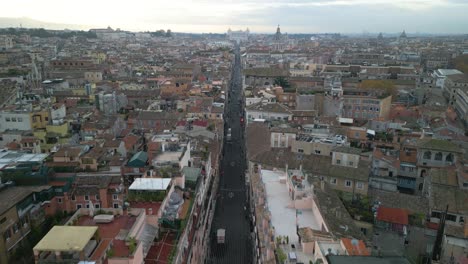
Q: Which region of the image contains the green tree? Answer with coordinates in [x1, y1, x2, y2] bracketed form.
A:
[273, 76, 290, 89]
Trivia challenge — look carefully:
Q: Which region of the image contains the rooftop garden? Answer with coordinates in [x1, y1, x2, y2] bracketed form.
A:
[337, 191, 374, 223]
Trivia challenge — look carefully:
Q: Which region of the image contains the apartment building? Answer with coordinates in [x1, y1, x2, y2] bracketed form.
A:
[433, 69, 462, 88]
[454, 87, 468, 126]
[342, 93, 392, 120]
[0, 186, 51, 263]
[292, 134, 346, 156]
[246, 102, 292, 124]
[0, 110, 32, 132]
[416, 138, 462, 195]
[443, 73, 468, 106]
[270, 126, 297, 148]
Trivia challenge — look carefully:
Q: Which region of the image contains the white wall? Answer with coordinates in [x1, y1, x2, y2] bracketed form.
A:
[50, 104, 66, 120]
[179, 141, 191, 169]
[246, 110, 291, 124]
[0, 112, 31, 132]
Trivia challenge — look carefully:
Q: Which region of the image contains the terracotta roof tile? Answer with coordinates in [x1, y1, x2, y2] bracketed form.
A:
[376, 206, 408, 225]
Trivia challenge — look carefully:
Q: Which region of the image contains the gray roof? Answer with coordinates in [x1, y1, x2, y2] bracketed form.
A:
[416, 138, 462, 153]
[0, 186, 50, 216]
[251, 149, 370, 182]
[313, 180, 366, 240]
[327, 256, 411, 264]
[333, 146, 362, 155]
[246, 123, 271, 159]
[431, 184, 468, 215]
[246, 102, 292, 115]
[270, 126, 298, 134]
[446, 73, 468, 83]
[435, 69, 462, 76]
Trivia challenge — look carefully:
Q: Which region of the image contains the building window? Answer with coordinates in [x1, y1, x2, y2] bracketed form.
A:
[20, 216, 29, 227]
[84, 195, 89, 201]
[57, 198, 62, 203]
[330, 178, 337, 185]
[298, 149, 304, 153]
[349, 161, 354, 166]
[434, 152, 443, 161]
[3, 229, 11, 241]
[423, 151, 431, 159]
[446, 214, 457, 222]
[113, 203, 119, 209]
[360, 227, 367, 235]
[446, 153, 454, 162]
[336, 159, 341, 165]
[95, 195, 100, 200]
[13, 223, 19, 233]
[315, 150, 321, 154]
[86, 204, 90, 208]
[11, 117, 16, 122]
[345, 180, 352, 187]
[113, 194, 118, 200]
[71, 195, 76, 201]
[5, 117, 10, 122]
[76, 204, 82, 209]
[356, 182, 364, 189]
[17, 117, 23, 122]
[95, 204, 100, 209]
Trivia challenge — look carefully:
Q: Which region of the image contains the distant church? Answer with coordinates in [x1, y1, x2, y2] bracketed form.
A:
[398, 30, 408, 43]
[271, 25, 288, 52]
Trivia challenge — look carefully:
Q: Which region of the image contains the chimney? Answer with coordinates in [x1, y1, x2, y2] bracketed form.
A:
[285, 164, 288, 174]
[162, 143, 165, 152]
[320, 179, 325, 191]
[299, 164, 303, 172]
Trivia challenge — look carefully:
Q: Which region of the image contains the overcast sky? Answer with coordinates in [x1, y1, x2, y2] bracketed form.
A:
[1, 0, 468, 34]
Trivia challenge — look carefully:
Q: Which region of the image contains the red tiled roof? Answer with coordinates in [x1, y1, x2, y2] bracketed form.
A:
[377, 206, 408, 225]
[123, 134, 139, 150]
[20, 137, 38, 143]
[426, 222, 439, 230]
[49, 181, 67, 187]
[341, 238, 370, 256]
[192, 120, 208, 127]
[6, 141, 21, 150]
[176, 120, 187, 127]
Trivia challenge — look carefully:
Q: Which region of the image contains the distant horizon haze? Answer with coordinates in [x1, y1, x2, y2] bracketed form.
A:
[1, 0, 468, 34]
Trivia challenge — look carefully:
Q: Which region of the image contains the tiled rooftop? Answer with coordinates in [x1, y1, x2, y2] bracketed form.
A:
[131, 201, 162, 216]
[78, 214, 137, 239]
[145, 231, 177, 264]
[77, 213, 137, 260]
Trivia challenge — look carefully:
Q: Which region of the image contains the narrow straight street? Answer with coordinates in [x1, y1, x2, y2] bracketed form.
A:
[208, 46, 253, 263]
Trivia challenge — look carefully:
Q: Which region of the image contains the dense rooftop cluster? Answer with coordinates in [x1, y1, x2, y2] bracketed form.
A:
[0, 25, 467, 264]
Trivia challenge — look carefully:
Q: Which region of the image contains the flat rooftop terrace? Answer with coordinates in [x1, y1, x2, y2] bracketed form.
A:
[261, 169, 321, 243]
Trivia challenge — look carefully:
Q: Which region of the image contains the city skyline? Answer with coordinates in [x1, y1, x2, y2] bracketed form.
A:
[1, 0, 468, 34]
